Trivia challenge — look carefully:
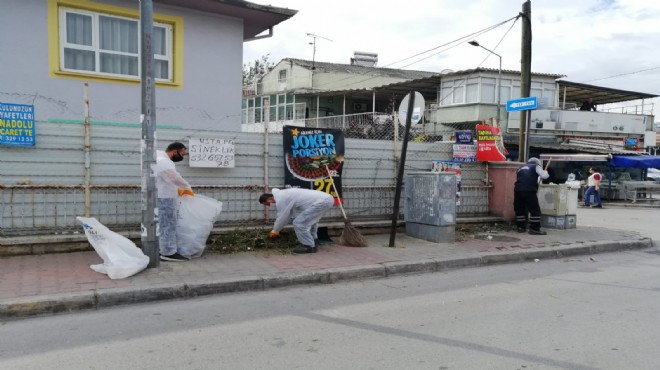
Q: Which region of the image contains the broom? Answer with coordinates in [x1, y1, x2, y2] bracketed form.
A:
[325, 165, 368, 247]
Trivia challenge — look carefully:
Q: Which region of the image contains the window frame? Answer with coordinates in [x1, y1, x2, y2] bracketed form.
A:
[58, 6, 173, 82]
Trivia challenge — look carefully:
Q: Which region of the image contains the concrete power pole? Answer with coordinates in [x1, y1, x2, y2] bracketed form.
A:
[518, 0, 532, 162]
[140, 0, 159, 268]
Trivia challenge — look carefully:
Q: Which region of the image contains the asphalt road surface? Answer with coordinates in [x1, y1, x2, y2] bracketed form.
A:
[2, 243, 659, 369]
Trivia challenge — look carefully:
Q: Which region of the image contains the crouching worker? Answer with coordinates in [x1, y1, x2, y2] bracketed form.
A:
[259, 188, 335, 254]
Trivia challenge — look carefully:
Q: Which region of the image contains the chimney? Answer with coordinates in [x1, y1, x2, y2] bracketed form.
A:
[350, 51, 378, 67]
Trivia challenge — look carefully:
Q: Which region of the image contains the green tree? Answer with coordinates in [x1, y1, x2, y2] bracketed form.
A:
[243, 54, 275, 86]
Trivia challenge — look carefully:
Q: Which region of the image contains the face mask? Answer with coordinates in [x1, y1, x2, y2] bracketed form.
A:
[171, 152, 184, 162]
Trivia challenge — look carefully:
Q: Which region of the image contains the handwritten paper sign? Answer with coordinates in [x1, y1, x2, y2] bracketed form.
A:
[188, 138, 235, 168]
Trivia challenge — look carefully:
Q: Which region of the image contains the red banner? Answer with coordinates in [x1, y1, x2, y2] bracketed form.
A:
[476, 124, 507, 162]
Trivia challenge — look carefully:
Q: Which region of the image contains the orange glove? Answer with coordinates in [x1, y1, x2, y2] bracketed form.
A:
[178, 188, 195, 197]
[268, 230, 280, 239]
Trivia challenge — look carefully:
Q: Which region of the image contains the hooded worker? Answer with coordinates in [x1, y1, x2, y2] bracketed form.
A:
[513, 157, 549, 235]
[259, 188, 334, 254]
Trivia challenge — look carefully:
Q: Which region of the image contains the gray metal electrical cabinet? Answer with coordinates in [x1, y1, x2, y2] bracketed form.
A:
[404, 172, 456, 242]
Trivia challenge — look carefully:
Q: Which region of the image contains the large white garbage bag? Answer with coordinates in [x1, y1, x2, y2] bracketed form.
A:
[176, 195, 223, 258]
[77, 217, 149, 279]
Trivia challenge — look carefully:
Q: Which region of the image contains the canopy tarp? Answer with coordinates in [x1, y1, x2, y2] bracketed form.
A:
[609, 155, 660, 169]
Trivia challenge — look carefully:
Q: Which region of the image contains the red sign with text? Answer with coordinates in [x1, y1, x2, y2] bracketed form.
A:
[476, 124, 507, 162]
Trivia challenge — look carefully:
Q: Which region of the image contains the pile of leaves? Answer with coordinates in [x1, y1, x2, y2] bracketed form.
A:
[207, 228, 302, 256]
[207, 222, 513, 254]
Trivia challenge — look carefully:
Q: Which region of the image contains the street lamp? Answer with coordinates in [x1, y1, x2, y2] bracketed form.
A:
[469, 40, 502, 123]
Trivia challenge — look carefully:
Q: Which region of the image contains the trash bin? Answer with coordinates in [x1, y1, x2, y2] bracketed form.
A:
[404, 172, 456, 242]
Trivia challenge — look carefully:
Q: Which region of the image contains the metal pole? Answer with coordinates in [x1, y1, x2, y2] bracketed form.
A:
[468, 41, 501, 123]
[83, 83, 91, 217]
[140, 0, 158, 268]
[388, 91, 415, 248]
[524, 110, 531, 160]
[496, 54, 501, 123]
[518, 0, 532, 162]
[263, 97, 270, 222]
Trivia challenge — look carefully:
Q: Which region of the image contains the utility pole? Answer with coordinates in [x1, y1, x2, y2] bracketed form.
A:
[518, 0, 532, 162]
[306, 33, 332, 70]
[140, 0, 158, 267]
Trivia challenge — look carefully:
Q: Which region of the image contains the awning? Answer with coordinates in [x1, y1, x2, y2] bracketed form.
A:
[556, 80, 659, 106]
[540, 154, 609, 162]
[610, 155, 660, 169]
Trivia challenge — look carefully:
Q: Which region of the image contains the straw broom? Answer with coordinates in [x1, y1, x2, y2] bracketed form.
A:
[325, 165, 368, 248]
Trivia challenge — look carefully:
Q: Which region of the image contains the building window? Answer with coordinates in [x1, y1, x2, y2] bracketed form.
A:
[278, 70, 287, 83]
[58, 7, 173, 81]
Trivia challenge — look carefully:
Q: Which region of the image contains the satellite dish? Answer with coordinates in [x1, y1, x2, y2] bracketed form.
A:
[440, 69, 454, 74]
[398, 91, 425, 125]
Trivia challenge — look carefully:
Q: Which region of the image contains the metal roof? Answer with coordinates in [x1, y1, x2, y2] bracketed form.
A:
[294, 68, 564, 102]
[155, 0, 297, 40]
[294, 74, 443, 101]
[292, 67, 659, 108]
[557, 80, 659, 106]
[285, 58, 438, 80]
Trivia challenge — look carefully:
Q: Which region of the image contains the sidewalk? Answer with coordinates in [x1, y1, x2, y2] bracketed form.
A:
[0, 225, 653, 320]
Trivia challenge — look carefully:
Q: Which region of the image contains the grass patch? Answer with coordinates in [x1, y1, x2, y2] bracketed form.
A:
[455, 222, 512, 241]
[207, 228, 302, 255]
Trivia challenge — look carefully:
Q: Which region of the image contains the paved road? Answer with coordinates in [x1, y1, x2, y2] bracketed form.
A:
[2, 247, 659, 369]
[577, 206, 660, 241]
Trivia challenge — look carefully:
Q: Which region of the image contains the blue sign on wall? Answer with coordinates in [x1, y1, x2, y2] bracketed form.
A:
[454, 130, 473, 144]
[506, 96, 537, 112]
[0, 102, 35, 146]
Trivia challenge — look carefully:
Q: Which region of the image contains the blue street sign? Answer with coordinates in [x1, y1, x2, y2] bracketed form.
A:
[506, 96, 537, 112]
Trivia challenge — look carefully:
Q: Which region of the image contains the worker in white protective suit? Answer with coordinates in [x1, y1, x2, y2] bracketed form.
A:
[154, 141, 194, 262]
[259, 188, 335, 254]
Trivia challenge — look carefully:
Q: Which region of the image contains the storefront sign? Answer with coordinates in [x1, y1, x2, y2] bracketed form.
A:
[0, 102, 35, 146]
[452, 143, 477, 162]
[476, 124, 507, 162]
[283, 126, 345, 203]
[454, 130, 473, 144]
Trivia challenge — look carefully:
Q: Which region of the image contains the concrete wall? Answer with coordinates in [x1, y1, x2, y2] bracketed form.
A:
[488, 161, 521, 221]
[0, 122, 490, 233]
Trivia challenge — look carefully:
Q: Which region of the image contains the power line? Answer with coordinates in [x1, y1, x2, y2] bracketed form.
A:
[312, 14, 520, 91]
[583, 66, 660, 83]
[387, 14, 519, 69]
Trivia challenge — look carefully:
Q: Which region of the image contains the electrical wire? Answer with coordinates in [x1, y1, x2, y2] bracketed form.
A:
[582, 66, 660, 83]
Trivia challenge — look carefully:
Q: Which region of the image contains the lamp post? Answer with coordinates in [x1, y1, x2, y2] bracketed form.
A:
[469, 40, 502, 123]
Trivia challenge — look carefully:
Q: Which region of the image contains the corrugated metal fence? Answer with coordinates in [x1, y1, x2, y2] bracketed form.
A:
[0, 121, 489, 236]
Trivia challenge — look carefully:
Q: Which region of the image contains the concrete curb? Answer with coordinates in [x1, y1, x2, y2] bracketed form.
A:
[0, 238, 653, 320]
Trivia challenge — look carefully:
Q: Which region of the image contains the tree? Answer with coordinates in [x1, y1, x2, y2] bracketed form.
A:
[242, 54, 275, 86]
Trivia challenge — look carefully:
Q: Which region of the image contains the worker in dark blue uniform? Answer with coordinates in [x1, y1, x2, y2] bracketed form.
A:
[514, 157, 550, 235]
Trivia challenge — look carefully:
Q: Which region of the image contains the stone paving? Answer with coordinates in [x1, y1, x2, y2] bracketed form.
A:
[0, 227, 653, 319]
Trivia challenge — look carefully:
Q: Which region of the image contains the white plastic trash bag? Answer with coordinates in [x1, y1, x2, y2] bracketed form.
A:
[176, 195, 223, 258]
[77, 216, 149, 279]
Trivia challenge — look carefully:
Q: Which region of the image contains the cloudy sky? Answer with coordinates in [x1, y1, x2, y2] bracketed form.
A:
[244, 0, 660, 113]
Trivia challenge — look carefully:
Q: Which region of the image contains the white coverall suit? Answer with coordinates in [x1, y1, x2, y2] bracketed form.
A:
[271, 188, 335, 247]
[154, 150, 192, 256]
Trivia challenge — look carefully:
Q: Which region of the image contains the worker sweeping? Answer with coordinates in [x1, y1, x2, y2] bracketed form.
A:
[513, 157, 550, 235]
[259, 188, 334, 254]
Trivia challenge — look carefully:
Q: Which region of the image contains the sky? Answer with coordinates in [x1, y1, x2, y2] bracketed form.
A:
[243, 0, 660, 116]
